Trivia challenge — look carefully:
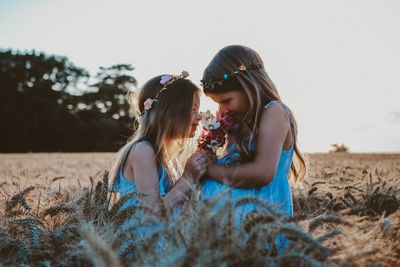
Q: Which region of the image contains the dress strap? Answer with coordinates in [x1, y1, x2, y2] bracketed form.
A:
[263, 99, 280, 110]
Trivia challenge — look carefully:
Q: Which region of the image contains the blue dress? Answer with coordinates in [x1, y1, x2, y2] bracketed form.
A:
[200, 100, 294, 249]
[113, 156, 171, 210]
[112, 140, 172, 253]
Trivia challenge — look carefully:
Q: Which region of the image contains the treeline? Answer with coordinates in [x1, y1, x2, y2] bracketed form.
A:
[0, 49, 138, 152]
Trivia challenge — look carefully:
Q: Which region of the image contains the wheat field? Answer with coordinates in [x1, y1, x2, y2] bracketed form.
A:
[0, 152, 399, 266]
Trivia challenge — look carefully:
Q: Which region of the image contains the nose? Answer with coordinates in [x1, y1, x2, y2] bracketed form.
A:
[220, 105, 229, 115]
[196, 113, 202, 122]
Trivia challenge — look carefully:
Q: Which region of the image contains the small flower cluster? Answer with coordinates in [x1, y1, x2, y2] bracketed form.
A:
[197, 110, 238, 158]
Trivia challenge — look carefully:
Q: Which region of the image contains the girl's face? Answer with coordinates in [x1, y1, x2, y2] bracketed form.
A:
[189, 93, 202, 137]
[207, 91, 250, 121]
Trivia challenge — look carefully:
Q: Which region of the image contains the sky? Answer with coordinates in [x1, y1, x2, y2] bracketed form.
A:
[1, 0, 399, 152]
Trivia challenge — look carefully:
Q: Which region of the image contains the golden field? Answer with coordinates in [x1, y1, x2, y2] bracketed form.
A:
[0, 152, 399, 266]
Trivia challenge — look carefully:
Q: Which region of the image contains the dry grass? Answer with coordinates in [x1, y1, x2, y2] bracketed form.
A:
[299, 153, 400, 266]
[0, 152, 399, 266]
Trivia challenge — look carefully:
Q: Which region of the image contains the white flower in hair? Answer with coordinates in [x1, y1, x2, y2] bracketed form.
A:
[160, 75, 173, 85]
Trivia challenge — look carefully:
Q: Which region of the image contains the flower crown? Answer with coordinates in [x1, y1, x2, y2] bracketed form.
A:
[200, 63, 263, 91]
[142, 71, 189, 114]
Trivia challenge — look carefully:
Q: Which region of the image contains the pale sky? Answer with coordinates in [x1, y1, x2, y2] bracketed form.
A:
[1, 0, 399, 152]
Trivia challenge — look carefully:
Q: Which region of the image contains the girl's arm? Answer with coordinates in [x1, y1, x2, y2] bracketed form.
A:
[128, 142, 162, 209]
[207, 103, 290, 189]
[129, 142, 206, 209]
[164, 153, 207, 207]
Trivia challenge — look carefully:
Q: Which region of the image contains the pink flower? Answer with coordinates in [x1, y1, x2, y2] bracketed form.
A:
[216, 111, 232, 129]
[144, 98, 156, 111]
[197, 110, 236, 157]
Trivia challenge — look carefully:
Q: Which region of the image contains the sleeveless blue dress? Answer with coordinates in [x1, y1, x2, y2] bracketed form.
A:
[112, 140, 172, 252]
[113, 157, 171, 210]
[200, 100, 294, 250]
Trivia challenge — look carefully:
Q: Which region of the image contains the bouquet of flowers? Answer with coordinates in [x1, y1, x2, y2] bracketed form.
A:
[197, 110, 238, 159]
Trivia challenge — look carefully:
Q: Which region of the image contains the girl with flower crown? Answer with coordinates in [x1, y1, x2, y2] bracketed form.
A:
[110, 71, 207, 216]
[200, 45, 307, 245]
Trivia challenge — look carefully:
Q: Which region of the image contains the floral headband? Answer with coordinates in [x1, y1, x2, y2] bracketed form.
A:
[142, 71, 189, 114]
[200, 63, 263, 91]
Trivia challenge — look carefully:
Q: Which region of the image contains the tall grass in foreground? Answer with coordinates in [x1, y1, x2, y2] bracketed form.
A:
[0, 168, 399, 266]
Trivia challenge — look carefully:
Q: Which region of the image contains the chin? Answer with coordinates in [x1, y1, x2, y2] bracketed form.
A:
[188, 128, 198, 138]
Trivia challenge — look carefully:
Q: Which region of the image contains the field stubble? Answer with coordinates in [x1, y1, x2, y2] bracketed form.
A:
[0, 152, 399, 266]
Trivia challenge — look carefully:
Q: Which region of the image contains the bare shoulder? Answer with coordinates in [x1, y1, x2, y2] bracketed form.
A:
[133, 141, 155, 155]
[260, 102, 289, 125]
[127, 141, 156, 164]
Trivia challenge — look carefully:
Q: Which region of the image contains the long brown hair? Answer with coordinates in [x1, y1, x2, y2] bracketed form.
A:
[202, 45, 306, 182]
[110, 75, 200, 185]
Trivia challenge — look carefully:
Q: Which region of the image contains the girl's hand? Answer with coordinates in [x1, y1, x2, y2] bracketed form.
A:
[197, 150, 217, 181]
[198, 149, 214, 167]
[183, 152, 208, 183]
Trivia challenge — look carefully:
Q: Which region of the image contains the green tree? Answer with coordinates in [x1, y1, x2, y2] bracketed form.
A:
[0, 49, 137, 152]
